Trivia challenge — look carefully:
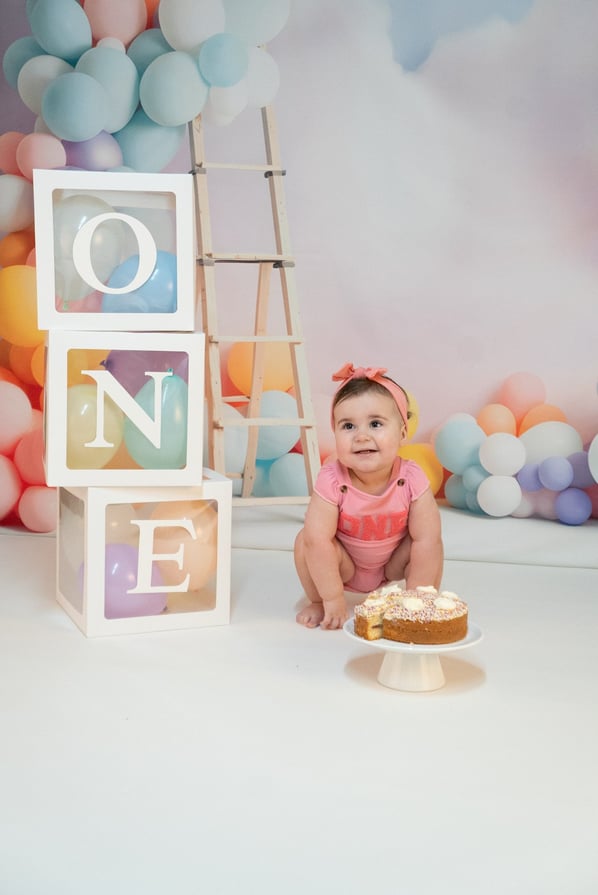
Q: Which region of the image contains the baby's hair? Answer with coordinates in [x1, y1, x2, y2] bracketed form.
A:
[332, 375, 412, 420]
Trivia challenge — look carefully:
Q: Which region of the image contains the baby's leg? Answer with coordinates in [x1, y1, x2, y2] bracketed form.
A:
[384, 534, 412, 584]
[294, 529, 354, 627]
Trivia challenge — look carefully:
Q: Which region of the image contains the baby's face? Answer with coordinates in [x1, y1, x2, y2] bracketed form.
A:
[333, 390, 405, 473]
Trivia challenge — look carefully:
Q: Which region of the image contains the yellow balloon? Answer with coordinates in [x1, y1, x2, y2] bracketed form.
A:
[399, 442, 444, 495]
[0, 264, 44, 347]
[66, 348, 109, 387]
[405, 390, 419, 439]
[150, 499, 218, 592]
[66, 384, 124, 469]
[227, 341, 294, 396]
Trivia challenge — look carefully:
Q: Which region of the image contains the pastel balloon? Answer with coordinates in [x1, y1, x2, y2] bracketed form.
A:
[66, 384, 124, 469]
[0, 455, 23, 521]
[140, 51, 209, 127]
[105, 502, 140, 544]
[250, 459, 274, 498]
[461, 463, 489, 493]
[245, 47, 280, 108]
[529, 488, 558, 520]
[476, 402, 516, 435]
[158, 0, 225, 51]
[433, 417, 486, 475]
[66, 348, 108, 387]
[203, 400, 248, 475]
[256, 390, 300, 461]
[0, 381, 34, 454]
[476, 475, 522, 517]
[124, 374, 188, 468]
[568, 451, 595, 489]
[198, 33, 249, 87]
[203, 81, 248, 124]
[519, 403, 567, 434]
[269, 452, 309, 497]
[444, 474, 468, 509]
[8, 343, 38, 385]
[83, 0, 147, 46]
[113, 108, 186, 173]
[150, 499, 218, 591]
[478, 432, 526, 476]
[538, 456, 573, 492]
[398, 442, 444, 494]
[18, 485, 57, 533]
[102, 542, 166, 619]
[0, 229, 35, 267]
[2, 36, 47, 89]
[103, 349, 188, 395]
[227, 341, 294, 395]
[222, 0, 291, 45]
[63, 132, 123, 171]
[102, 251, 177, 313]
[29, 0, 92, 63]
[76, 46, 139, 132]
[0, 131, 26, 174]
[127, 29, 172, 77]
[42, 72, 109, 142]
[0, 175, 35, 232]
[13, 426, 46, 485]
[519, 422, 582, 464]
[17, 53, 73, 115]
[589, 434, 598, 484]
[15, 132, 66, 180]
[511, 492, 536, 518]
[0, 265, 43, 347]
[496, 372, 546, 423]
[555, 488, 592, 526]
[516, 462, 542, 492]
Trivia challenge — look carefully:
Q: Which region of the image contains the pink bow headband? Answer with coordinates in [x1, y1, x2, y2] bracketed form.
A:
[331, 363, 409, 428]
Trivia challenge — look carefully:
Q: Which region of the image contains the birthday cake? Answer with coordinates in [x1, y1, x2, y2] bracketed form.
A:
[353, 583, 468, 645]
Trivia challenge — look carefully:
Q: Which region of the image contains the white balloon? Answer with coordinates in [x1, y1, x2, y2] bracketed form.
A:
[246, 46, 280, 107]
[203, 400, 248, 474]
[588, 433, 598, 484]
[477, 475, 522, 517]
[205, 80, 248, 122]
[223, 0, 291, 46]
[17, 54, 72, 115]
[479, 432, 526, 476]
[159, 0, 225, 52]
[511, 492, 536, 518]
[519, 421, 583, 464]
[0, 174, 34, 232]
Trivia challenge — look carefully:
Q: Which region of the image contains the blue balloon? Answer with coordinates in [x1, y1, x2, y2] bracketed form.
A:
[197, 32, 249, 87]
[124, 373, 188, 469]
[256, 390, 300, 461]
[444, 474, 468, 509]
[76, 47, 139, 133]
[434, 418, 485, 475]
[42, 71, 109, 141]
[29, 0, 92, 65]
[102, 251, 177, 314]
[127, 29, 172, 77]
[251, 459, 274, 497]
[555, 488, 592, 526]
[139, 51, 208, 127]
[113, 108, 186, 173]
[462, 463, 489, 493]
[2, 36, 47, 89]
[269, 453, 309, 497]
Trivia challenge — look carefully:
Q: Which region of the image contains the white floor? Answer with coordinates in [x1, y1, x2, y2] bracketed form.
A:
[1, 507, 597, 895]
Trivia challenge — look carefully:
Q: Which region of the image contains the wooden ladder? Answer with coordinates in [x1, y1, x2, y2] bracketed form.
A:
[188, 106, 321, 505]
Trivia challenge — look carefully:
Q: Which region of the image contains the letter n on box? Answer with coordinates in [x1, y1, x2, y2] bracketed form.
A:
[44, 329, 205, 486]
[33, 169, 196, 332]
[56, 473, 232, 637]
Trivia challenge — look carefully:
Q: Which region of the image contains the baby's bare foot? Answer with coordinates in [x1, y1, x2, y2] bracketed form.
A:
[296, 603, 326, 627]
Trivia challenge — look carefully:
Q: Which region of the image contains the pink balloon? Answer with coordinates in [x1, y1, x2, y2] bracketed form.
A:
[496, 372, 546, 424]
[18, 485, 57, 533]
[13, 426, 46, 484]
[0, 131, 25, 175]
[0, 455, 23, 521]
[0, 381, 34, 455]
[83, 0, 147, 47]
[15, 132, 67, 181]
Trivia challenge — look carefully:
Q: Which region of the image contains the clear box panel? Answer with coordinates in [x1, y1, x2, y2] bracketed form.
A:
[57, 489, 85, 613]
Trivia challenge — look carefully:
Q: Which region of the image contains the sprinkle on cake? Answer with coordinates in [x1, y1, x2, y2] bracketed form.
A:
[353, 583, 468, 644]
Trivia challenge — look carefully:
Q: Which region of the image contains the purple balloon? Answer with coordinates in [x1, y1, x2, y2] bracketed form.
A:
[538, 456, 574, 492]
[568, 451, 595, 489]
[102, 349, 189, 395]
[555, 488, 592, 526]
[516, 462, 542, 492]
[63, 131, 123, 170]
[104, 542, 166, 619]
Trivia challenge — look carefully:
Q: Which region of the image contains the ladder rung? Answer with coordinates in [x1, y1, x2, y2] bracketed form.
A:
[194, 162, 285, 174]
[214, 417, 315, 428]
[209, 335, 301, 344]
[198, 253, 294, 265]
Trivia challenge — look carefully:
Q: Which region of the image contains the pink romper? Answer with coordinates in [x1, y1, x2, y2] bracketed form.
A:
[314, 457, 430, 593]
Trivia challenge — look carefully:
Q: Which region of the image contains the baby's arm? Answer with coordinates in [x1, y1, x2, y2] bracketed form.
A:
[405, 489, 444, 589]
[301, 493, 349, 629]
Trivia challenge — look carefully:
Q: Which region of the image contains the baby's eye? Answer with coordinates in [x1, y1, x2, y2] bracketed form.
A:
[370, 419, 383, 428]
[341, 422, 354, 430]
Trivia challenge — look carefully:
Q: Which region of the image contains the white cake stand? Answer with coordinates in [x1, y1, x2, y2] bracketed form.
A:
[343, 618, 483, 692]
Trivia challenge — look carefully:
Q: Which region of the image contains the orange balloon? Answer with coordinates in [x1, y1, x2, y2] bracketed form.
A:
[0, 229, 35, 267]
[518, 403, 567, 434]
[66, 347, 109, 387]
[0, 265, 44, 347]
[0, 364, 20, 386]
[477, 402, 517, 435]
[31, 342, 46, 387]
[8, 343, 38, 385]
[227, 341, 294, 396]
[0, 339, 11, 366]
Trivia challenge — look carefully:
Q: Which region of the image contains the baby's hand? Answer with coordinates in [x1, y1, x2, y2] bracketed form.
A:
[320, 597, 348, 630]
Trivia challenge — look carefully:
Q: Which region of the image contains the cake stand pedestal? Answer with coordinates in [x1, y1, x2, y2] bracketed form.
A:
[343, 619, 483, 692]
